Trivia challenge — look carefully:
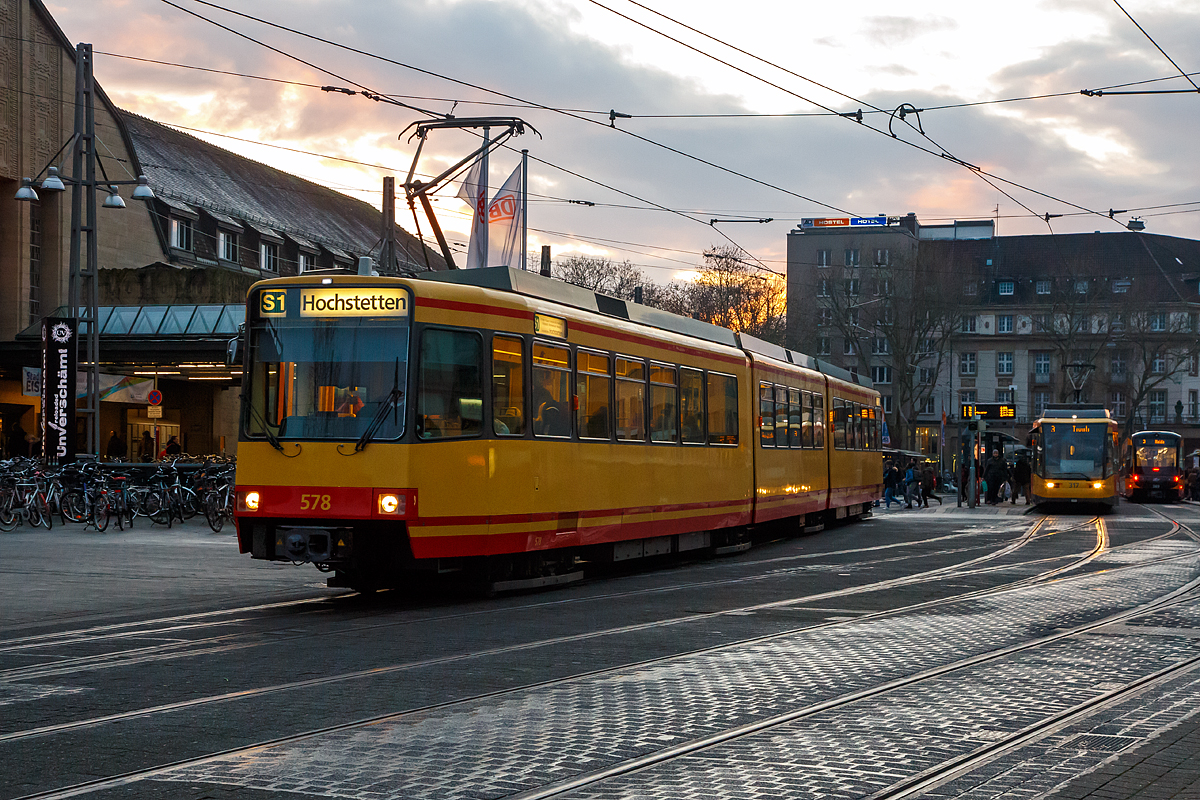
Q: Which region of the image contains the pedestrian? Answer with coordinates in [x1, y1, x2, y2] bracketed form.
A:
[164, 435, 182, 456]
[984, 449, 1010, 505]
[7, 420, 27, 458]
[1188, 468, 1200, 502]
[139, 431, 155, 462]
[1013, 455, 1032, 505]
[105, 430, 125, 461]
[904, 460, 920, 509]
[882, 459, 898, 509]
[921, 465, 942, 506]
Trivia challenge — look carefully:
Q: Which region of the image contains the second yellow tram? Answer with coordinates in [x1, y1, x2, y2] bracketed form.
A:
[1028, 405, 1120, 508]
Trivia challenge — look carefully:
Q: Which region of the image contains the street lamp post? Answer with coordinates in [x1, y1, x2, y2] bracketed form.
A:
[15, 43, 154, 459]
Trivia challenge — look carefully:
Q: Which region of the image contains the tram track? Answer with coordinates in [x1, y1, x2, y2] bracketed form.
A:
[0, 518, 1055, 684]
[0, 511, 1187, 753]
[9, 526, 1200, 800]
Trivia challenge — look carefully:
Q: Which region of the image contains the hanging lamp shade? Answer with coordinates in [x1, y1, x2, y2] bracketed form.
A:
[39, 166, 66, 193]
[131, 175, 155, 200]
[15, 178, 39, 202]
[103, 186, 126, 209]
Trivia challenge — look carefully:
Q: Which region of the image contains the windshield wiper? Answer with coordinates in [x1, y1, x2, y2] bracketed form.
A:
[248, 402, 286, 453]
[352, 359, 403, 453]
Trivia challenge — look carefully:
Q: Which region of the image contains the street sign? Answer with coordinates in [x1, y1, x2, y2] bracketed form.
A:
[960, 402, 1016, 421]
[148, 388, 162, 406]
[147, 405, 163, 419]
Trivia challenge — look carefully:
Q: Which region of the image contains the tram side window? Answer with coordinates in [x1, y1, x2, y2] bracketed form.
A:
[650, 363, 678, 442]
[813, 393, 825, 449]
[789, 388, 802, 448]
[855, 404, 865, 450]
[870, 407, 879, 450]
[759, 382, 775, 447]
[492, 335, 525, 436]
[417, 329, 483, 440]
[616, 357, 646, 441]
[680, 367, 705, 444]
[577, 350, 612, 440]
[775, 386, 789, 449]
[806, 393, 816, 450]
[533, 342, 571, 437]
[833, 398, 847, 450]
[707, 373, 739, 445]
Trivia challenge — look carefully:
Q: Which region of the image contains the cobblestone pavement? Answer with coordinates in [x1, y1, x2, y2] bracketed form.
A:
[150, 536, 1200, 800]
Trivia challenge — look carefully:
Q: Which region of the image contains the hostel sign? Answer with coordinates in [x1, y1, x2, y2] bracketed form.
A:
[800, 216, 888, 228]
[41, 317, 77, 464]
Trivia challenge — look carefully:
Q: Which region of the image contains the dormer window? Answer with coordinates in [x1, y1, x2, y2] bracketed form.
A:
[218, 230, 239, 262]
[998, 280, 1014, 296]
[260, 242, 279, 272]
[170, 218, 193, 251]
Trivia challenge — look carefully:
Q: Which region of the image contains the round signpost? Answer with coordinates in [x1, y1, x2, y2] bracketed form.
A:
[148, 389, 162, 406]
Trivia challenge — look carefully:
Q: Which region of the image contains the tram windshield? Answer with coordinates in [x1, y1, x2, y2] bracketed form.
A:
[1134, 440, 1178, 471]
[1041, 422, 1111, 479]
[245, 317, 409, 441]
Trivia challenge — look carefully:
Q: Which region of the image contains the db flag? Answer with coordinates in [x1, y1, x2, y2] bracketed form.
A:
[486, 163, 524, 269]
[41, 317, 77, 464]
[455, 156, 488, 269]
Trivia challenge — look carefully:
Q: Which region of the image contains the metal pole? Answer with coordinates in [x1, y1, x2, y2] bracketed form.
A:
[381, 176, 396, 274]
[68, 43, 100, 459]
[479, 127, 489, 268]
[520, 149, 528, 271]
[968, 416, 978, 508]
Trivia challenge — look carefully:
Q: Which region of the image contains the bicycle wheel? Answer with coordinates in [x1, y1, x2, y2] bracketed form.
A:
[146, 490, 172, 527]
[0, 494, 18, 532]
[60, 491, 86, 524]
[180, 489, 201, 520]
[36, 494, 53, 530]
[92, 494, 110, 532]
[25, 496, 43, 529]
[204, 492, 224, 532]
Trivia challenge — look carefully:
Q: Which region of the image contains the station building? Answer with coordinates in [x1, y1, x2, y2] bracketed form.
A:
[0, 0, 444, 458]
[788, 215, 1200, 462]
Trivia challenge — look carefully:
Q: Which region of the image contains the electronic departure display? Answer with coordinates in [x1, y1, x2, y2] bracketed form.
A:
[960, 402, 1016, 420]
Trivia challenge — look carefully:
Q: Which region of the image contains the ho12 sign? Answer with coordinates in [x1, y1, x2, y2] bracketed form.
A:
[961, 402, 1017, 421]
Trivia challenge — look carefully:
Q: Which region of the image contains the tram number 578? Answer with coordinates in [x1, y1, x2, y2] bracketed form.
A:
[300, 494, 332, 511]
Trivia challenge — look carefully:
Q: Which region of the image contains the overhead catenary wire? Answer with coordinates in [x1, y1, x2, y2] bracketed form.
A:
[1111, 0, 1200, 93]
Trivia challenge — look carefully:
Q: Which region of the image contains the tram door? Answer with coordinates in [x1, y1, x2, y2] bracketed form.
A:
[127, 421, 180, 461]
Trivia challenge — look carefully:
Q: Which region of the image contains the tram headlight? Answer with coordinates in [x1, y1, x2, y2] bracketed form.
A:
[1046, 482, 1056, 489]
[1092, 482, 1103, 489]
[238, 490, 261, 512]
[378, 493, 402, 515]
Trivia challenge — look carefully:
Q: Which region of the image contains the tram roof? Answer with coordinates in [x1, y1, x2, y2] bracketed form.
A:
[1038, 404, 1113, 420]
[422, 267, 874, 388]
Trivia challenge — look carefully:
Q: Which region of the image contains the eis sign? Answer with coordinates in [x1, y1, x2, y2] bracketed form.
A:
[41, 317, 77, 464]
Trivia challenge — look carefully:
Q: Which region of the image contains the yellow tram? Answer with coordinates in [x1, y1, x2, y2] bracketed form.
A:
[233, 268, 882, 589]
[1028, 405, 1120, 508]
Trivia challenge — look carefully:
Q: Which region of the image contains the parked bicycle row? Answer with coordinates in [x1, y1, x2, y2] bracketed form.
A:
[0, 455, 236, 533]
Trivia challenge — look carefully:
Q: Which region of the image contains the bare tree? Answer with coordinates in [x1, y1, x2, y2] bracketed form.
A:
[553, 255, 646, 299]
[1037, 273, 1119, 403]
[1108, 304, 1200, 439]
[688, 246, 786, 344]
[821, 251, 961, 450]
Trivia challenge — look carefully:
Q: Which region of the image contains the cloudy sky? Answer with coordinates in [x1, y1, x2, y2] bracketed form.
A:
[50, 0, 1200, 280]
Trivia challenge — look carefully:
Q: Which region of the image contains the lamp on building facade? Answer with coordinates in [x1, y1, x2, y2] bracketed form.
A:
[11, 42, 155, 460]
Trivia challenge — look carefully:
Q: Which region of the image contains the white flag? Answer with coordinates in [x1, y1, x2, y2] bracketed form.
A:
[487, 163, 524, 269]
[456, 156, 488, 269]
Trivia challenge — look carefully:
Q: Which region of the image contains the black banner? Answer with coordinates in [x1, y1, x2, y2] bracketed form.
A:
[41, 316, 77, 464]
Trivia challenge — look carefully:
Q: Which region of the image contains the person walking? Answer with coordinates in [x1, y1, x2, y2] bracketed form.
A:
[139, 431, 155, 462]
[882, 460, 899, 509]
[1013, 455, 1032, 505]
[921, 465, 942, 506]
[904, 460, 920, 509]
[105, 430, 125, 461]
[984, 450, 1010, 505]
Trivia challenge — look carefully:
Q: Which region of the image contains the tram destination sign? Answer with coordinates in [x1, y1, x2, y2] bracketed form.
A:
[961, 402, 1016, 421]
[258, 287, 409, 319]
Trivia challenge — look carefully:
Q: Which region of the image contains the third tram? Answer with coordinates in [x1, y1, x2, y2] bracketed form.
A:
[1121, 431, 1184, 502]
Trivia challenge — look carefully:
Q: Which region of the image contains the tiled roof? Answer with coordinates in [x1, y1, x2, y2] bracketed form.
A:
[119, 112, 445, 271]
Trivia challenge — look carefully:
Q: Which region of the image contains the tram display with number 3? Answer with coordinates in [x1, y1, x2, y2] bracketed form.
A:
[233, 268, 883, 590]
